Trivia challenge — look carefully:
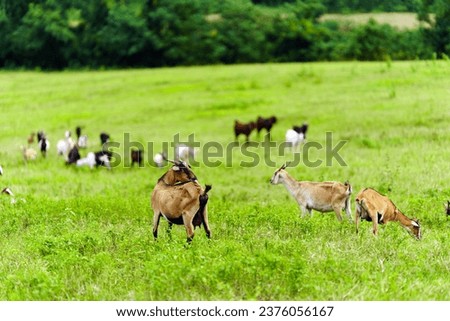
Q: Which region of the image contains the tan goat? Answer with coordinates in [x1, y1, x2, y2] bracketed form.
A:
[355, 188, 421, 240]
[151, 160, 211, 242]
[270, 164, 352, 221]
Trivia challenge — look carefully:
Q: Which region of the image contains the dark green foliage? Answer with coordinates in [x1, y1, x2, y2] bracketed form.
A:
[0, 0, 445, 69]
[417, 0, 450, 58]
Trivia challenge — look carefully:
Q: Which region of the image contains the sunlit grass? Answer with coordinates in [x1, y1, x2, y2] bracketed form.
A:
[0, 60, 449, 300]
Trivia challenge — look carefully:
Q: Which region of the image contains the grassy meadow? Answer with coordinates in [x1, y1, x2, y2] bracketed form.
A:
[0, 60, 449, 300]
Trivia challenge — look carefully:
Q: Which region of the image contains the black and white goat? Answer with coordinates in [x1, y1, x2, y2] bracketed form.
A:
[66, 145, 81, 165]
[100, 132, 110, 146]
[37, 132, 50, 157]
[285, 123, 309, 151]
[76, 150, 112, 169]
[293, 123, 309, 139]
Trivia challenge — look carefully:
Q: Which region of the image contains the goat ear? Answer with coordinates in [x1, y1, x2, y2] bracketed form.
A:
[172, 165, 180, 171]
[411, 220, 419, 227]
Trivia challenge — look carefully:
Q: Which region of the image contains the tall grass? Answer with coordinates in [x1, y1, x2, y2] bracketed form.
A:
[0, 61, 449, 300]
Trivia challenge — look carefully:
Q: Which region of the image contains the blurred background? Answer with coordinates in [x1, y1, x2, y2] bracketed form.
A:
[0, 0, 448, 70]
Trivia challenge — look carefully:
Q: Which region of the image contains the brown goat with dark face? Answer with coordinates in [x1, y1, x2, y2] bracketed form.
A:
[151, 160, 211, 242]
[445, 201, 450, 217]
[234, 120, 256, 141]
[355, 188, 421, 240]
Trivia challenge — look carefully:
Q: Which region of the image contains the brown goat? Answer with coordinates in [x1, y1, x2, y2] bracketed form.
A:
[270, 164, 352, 221]
[151, 160, 211, 242]
[234, 120, 256, 141]
[256, 116, 277, 138]
[355, 188, 421, 240]
[131, 149, 143, 167]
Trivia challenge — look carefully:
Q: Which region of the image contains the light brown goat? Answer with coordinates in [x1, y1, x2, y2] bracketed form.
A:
[151, 160, 211, 242]
[355, 188, 421, 240]
[270, 164, 352, 221]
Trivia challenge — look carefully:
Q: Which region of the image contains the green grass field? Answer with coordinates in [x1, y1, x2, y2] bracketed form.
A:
[0, 61, 449, 300]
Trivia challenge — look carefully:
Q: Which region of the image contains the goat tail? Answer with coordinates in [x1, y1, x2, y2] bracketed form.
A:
[344, 180, 352, 194]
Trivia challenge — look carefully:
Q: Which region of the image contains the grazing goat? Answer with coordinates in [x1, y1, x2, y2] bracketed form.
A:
[256, 116, 277, 138]
[285, 129, 305, 151]
[293, 123, 309, 139]
[76, 151, 111, 169]
[151, 160, 212, 242]
[234, 120, 256, 142]
[22, 146, 37, 162]
[77, 152, 96, 169]
[131, 149, 143, 167]
[27, 133, 35, 145]
[355, 188, 421, 240]
[95, 150, 112, 169]
[76, 126, 88, 148]
[100, 132, 110, 146]
[270, 164, 352, 221]
[445, 201, 450, 217]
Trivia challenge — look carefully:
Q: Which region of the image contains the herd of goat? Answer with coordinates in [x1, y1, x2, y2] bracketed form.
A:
[1, 116, 448, 242]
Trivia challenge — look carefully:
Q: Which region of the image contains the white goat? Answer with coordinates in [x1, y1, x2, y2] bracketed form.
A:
[56, 131, 75, 157]
[285, 129, 305, 151]
[355, 188, 421, 239]
[21, 146, 37, 161]
[153, 152, 166, 168]
[175, 144, 197, 162]
[270, 164, 352, 221]
[76, 151, 111, 170]
[76, 152, 96, 169]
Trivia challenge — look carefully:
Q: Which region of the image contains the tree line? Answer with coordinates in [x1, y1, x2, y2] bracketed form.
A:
[0, 0, 448, 69]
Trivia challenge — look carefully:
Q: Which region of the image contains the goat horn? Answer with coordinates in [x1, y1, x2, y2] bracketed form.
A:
[281, 162, 290, 169]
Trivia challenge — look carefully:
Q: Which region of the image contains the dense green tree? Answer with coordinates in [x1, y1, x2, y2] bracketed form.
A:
[418, 0, 450, 57]
[0, 0, 444, 69]
[96, 4, 154, 66]
[10, 3, 76, 68]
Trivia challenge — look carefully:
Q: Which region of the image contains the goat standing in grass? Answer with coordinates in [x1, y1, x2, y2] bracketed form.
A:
[234, 120, 256, 142]
[445, 201, 450, 217]
[38, 133, 50, 158]
[355, 188, 421, 240]
[151, 160, 211, 242]
[256, 116, 277, 139]
[270, 163, 352, 221]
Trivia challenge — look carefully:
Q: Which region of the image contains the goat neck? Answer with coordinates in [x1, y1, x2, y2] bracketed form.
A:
[278, 170, 301, 198]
